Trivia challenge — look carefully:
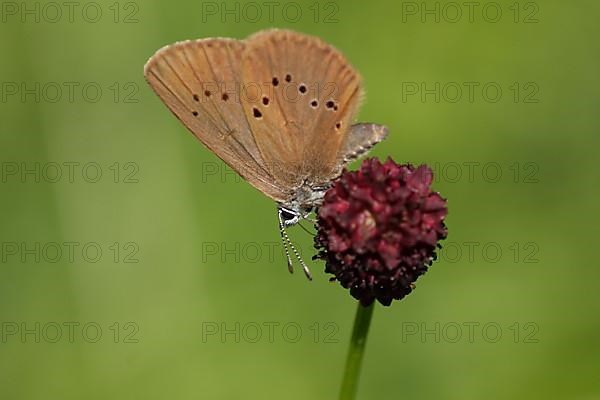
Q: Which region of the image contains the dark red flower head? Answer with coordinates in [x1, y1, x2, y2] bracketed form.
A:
[314, 158, 448, 306]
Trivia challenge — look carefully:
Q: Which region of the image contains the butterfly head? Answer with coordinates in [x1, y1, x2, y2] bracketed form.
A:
[280, 181, 332, 224]
[278, 206, 301, 227]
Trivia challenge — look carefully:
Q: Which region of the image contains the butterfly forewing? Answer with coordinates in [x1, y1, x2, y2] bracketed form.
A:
[144, 38, 289, 202]
[240, 30, 364, 188]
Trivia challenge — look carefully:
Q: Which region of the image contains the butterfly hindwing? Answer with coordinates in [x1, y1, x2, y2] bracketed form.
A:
[336, 123, 389, 171]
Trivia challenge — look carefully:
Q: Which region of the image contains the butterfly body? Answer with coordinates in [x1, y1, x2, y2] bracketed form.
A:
[279, 181, 328, 219]
[144, 29, 388, 278]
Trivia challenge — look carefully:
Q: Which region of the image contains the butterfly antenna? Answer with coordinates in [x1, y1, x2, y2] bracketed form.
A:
[278, 214, 294, 274]
[277, 209, 313, 280]
[285, 232, 313, 281]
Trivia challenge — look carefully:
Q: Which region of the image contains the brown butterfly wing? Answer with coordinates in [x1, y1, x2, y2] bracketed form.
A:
[144, 38, 290, 202]
[240, 30, 364, 188]
[335, 123, 389, 173]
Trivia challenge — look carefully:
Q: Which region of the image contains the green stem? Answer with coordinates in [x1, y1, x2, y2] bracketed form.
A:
[339, 302, 375, 400]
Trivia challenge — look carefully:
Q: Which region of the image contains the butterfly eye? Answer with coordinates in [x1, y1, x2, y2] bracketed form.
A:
[252, 107, 262, 119]
[326, 100, 335, 109]
[298, 84, 307, 94]
[310, 100, 318, 108]
[262, 96, 270, 106]
[280, 208, 297, 222]
[335, 122, 342, 130]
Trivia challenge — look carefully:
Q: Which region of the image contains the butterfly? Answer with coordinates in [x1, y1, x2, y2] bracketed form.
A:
[144, 29, 388, 279]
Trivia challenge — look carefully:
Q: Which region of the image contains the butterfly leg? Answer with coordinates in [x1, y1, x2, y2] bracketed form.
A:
[302, 215, 318, 224]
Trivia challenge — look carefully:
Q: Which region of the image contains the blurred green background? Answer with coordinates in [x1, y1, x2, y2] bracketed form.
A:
[1, 0, 598, 399]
